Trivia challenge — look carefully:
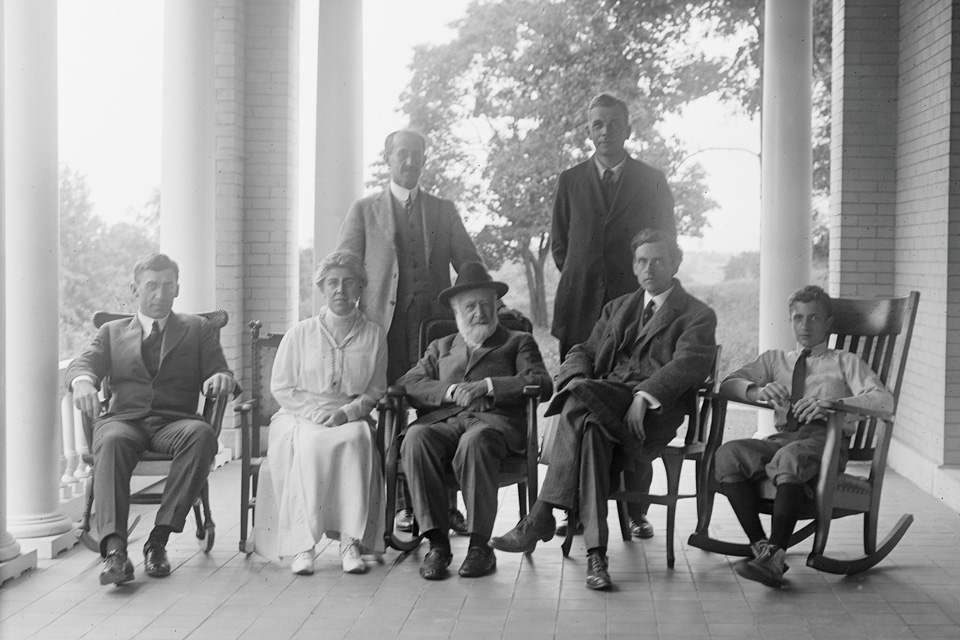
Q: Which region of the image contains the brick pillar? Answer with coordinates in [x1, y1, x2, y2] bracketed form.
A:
[888, 0, 960, 477]
[242, 0, 299, 336]
[828, 0, 898, 298]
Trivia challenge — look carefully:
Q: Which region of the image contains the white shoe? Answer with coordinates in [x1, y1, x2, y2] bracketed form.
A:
[291, 548, 315, 575]
[340, 538, 367, 574]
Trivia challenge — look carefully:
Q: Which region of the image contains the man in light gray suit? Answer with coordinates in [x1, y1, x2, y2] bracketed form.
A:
[336, 129, 483, 533]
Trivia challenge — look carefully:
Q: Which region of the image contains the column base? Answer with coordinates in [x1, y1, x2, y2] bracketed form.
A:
[214, 447, 232, 469]
[17, 524, 79, 559]
[0, 549, 37, 585]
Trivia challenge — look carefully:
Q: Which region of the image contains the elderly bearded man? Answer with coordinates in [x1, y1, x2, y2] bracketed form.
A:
[397, 262, 553, 581]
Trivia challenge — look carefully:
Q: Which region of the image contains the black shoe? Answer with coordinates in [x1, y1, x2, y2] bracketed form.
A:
[585, 551, 612, 590]
[143, 541, 171, 578]
[458, 546, 496, 578]
[395, 509, 414, 533]
[629, 515, 654, 539]
[555, 513, 584, 537]
[419, 548, 453, 581]
[99, 550, 134, 586]
[449, 508, 469, 536]
[489, 513, 556, 554]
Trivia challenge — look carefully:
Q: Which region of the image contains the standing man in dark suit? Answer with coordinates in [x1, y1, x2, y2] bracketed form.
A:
[67, 253, 236, 586]
[336, 129, 484, 534]
[398, 263, 553, 581]
[550, 92, 676, 539]
[491, 230, 715, 590]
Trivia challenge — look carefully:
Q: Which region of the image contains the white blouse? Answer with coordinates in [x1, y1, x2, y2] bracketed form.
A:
[270, 307, 387, 423]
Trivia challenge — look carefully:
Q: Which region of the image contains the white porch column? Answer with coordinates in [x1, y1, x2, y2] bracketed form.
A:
[314, 0, 363, 304]
[757, 0, 813, 435]
[3, 0, 73, 544]
[0, 0, 38, 584]
[161, 0, 216, 312]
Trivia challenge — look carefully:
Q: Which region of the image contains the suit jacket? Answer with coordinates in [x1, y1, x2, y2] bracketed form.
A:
[551, 155, 675, 346]
[335, 187, 483, 335]
[548, 281, 716, 448]
[65, 313, 234, 424]
[398, 325, 553, 454]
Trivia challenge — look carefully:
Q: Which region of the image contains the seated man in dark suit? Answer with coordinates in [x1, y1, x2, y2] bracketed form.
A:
[491, 229, 716, 590]
[67, 253, 236, 586]
[398, 262, 553, 581]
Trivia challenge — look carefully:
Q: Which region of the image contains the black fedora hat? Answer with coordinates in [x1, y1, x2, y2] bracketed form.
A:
[438, 262, 509, 307]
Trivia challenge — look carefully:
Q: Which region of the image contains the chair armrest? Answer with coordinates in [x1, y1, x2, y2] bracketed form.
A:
[522, 385, 541, 398]
[712, 390, 773, 411]
[387, 385, 408, 398]
[234, 399, 258, 414]
[818, 400, 893, 424]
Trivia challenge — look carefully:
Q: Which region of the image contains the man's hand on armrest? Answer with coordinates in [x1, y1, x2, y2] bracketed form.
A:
[203, 373, 235, 397]
[72, 379, 102, 417]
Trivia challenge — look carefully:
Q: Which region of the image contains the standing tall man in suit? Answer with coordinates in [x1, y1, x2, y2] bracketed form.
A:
[336, 128, 484, 533]
[550, 93, 676, 539]
[68, 253, 236, 586]
[398, 263, 553, 581]
[492, 230, 716, 590]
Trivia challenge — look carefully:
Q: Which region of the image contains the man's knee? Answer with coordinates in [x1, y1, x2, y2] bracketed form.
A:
[400, 423, 430, 459]
[454, 426, 505, 468]
[93, 421, 141, 457]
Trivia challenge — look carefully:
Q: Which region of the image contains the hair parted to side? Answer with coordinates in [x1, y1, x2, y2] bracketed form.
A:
[587, 93, 630, 122]
[383, 128, 428, 156]
[788, 285, 833, 318]
[314, 250, 368, 289]
[133, 253, 179, 283]
[630, 228, 682, 266]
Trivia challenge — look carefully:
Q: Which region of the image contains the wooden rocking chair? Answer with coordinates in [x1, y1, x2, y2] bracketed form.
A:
[687, 291, 919, 575]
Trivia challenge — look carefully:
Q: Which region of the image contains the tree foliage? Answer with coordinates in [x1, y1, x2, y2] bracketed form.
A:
[383, 0, 833, 327]
[59, 167, 159, 358]
[387, 0, 749, 326]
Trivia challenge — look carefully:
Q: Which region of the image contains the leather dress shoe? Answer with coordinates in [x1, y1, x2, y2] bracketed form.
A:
[449, 508, 469, 536]
[395, 508, 414, 533]
[585, 551, 612, 590]
[458, 546, 496, 578]
[629, 516, 654, 539]
[99, 550, 134, 586]
[555, 513, 584, 537]
[143, 541, 171, 578]
[489, 513, 556, 553]
[419, 548, 453, 580]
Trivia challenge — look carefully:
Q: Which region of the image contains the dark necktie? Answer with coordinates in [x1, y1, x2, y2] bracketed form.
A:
[142, 320, 163, 377]
[641, 300, 655, 327]
[405, 195, 413, 216]
[601, 169, 615, 210]
[786, 347, 812, 431]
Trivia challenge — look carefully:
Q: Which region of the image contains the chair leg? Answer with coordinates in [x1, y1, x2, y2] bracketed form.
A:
[196, 482, 215, 552]
[662, 453, 684, 569]
[864, 509, 878, 555]
[616, 501, 631, 542]
[77, 470, 101, 553]
[561, 511, 575, 558]
[517, 482, 528, 518]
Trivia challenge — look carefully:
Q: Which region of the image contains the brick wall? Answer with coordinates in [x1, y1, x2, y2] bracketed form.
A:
[893, 0, 957, 466]
[828, 0, 899, 299]
[215, 0, 247, 385]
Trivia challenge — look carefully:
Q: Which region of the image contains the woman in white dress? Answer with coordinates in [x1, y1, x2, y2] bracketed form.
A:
[254, 250, 386, 575]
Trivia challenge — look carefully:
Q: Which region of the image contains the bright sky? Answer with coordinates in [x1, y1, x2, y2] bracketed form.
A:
[57, 0, 761, 255]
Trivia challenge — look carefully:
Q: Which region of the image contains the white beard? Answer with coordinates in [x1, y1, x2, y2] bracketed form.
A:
[456, 314, 497, 348]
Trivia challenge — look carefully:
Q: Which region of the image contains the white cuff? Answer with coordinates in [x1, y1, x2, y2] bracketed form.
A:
[634, 390, 660, 409]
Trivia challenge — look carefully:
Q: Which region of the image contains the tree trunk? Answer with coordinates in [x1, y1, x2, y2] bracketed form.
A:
[520, 247, 548, 328]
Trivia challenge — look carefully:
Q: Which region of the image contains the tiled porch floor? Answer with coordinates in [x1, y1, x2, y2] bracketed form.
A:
[2, 460, 959, 640]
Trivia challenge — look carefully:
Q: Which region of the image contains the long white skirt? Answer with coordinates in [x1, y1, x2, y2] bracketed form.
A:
[252, 412, 384, 559]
